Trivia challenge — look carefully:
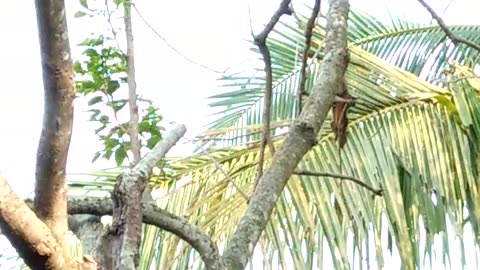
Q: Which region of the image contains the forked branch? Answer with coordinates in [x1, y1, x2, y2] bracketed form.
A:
[96, 124, 187, 269]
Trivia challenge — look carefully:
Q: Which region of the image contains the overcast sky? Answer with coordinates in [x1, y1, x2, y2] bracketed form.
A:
[0, 0, 479, 269]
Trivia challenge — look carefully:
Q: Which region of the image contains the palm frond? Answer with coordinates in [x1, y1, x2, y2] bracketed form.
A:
[206, 8, 480, 145]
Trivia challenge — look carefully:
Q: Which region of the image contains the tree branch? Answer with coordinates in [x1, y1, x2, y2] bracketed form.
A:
[296, 0, 321, 116]
[34, 0, 75, 254]
[67, 197, 223, 270]
[293, 169, 383, 196]
[124, 1, 141, 165]
[96, 124, 186, 269]
[254, 0, 293, 188]
[221, 0, 351, 269]
[134, 124, 186, 175]
[1, 177, 96, 270]
[0, 177, 65, 269]
[417, 0, 480, 53]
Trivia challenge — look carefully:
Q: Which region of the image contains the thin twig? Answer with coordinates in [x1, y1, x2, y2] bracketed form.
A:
[296, 0, 321, 116]
[417, 0, 480, 53]
[105, 0, 122, 50]
[441, 0, 454, 17]
[293, 169, 383, 196]
[247, 0, 255, 38]
[131, 4, 228, 74]
[196, 144, 250, 201]
[254, 0, 293, 186]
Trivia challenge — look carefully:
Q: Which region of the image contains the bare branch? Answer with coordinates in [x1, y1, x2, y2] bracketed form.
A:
[296, 0, 321, 116]
[293, 169, 383, 196]
[417, 0, 480, 53]
[131, 4, 228, 74]
[67, 197, 223, 270]
[97, 124, 186, 269]
[124, 1, 141, 165]
[254, 0, 293, 186]
[34, 0, 75, 253]
[221, 0, 351, 268]
[0, 177, 67, 269]
[134, 124, 186, 175]
[105, 0, 122, 49]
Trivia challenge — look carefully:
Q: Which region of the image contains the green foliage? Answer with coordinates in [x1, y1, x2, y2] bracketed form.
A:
[73, 0, 165, 166]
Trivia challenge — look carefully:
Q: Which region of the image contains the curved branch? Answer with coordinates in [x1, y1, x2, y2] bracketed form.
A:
[254, 0, 293, 191]
[293, 169, 383, 196]
[67, 197, 222, 270]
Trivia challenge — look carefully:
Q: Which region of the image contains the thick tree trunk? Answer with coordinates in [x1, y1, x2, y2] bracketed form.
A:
[34, 0, 75, 255]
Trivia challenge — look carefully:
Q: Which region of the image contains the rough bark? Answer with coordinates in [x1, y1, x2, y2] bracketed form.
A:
[95, 124, 187, 269]
[221, 0, 351, 269]
[34, 0, 75, 254]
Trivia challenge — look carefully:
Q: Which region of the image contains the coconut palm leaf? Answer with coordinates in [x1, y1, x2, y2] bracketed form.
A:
[67, 61, 480, 269]
[205, 8, 480, 144]
[345, 10, 480, 78]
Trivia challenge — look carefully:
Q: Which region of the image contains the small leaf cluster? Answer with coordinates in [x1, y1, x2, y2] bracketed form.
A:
[73, 0, 165, 166]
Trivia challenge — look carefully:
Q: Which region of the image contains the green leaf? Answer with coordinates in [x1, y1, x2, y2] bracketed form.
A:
[88, 95, 103, 106]
[114, 147, 126, 166]
[74, 11, 88, 18]
[79, 0, 88, 9]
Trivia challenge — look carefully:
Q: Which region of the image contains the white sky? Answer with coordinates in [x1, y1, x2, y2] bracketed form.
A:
[0, 0, 479, 269]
